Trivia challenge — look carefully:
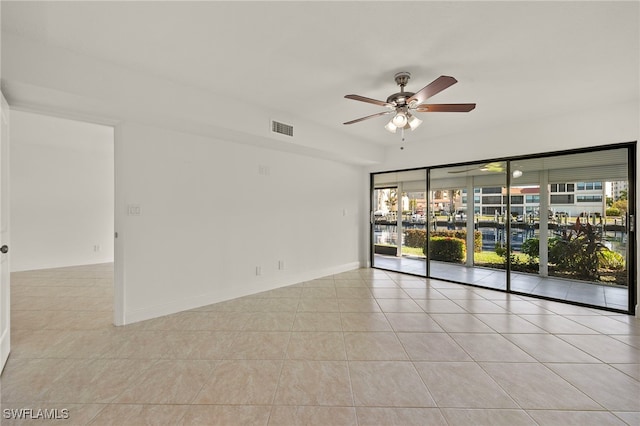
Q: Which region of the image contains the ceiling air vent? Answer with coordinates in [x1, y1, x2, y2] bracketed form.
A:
[271, 120, 294, 137]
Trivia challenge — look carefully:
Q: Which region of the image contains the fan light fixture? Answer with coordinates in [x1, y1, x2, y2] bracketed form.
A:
[385, 111, 422, 133]
[345, 72, 476, 141]
[392, 111, 407, 127]
[384, 121, 398, 133]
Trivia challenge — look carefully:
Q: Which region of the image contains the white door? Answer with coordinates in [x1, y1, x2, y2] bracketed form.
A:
[0, 92, 10, 372]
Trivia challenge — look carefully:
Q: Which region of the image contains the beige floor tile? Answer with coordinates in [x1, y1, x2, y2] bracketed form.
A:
[162, 330, 236, 359]
[403, 287, 448, 299]
[8, 329, 69, 359]
[546, 363, 640, 411]
[564, 315, 640, 335]
[450, 334, 537, 362]
[286, 332, 346, 360]
[243, 312, 295, 331]
[349, 361, 435, 407]
[517, 314, 600, 334]
[611, 363, 640, 380]
[226, 331, 290, 359]
[556, 334, 640, 363]
[297, 297, 340, 312]
[414, 298, 467, 313]
[526, 409, 627, 426]
[611, 334, 640, 349]
[115, 359, 215, 404]
[333, 279, 368, 288]
[415, 362, 519, 408]
[269, 405, 357, 426]
[102, 330, 169, 359]
[491, 300, 554, 314]
[255, 287, 303, 298]
[370, 288, 411, 298]
[88, 404, 189, 425]
[45, 359, 156, 403]
[473, 314, 546, 334]
[5, 263, 639, 423]
[179, 405, 270, 426]
[344, 332, 408, 360]
[481, 362, 603, 410]
[503, 334, 600, 363]
[293, 312, 343, 331]
[436, 288, 486, 300]
[336, 287, 373, 298]
[429, 313, 495, 333]
[274, 360, 353, 406]
[376, 298, 423, 312]
[356, 407, 447, 426]
[301, 287, 337, 298]
[302, 278, 336, 288]
[386, 313, 445, 332]
[193, 359, 282, 405]
[341, 313, 393, 331]
[338, 299, 382, 312]
[612, 411, 640, 425]
[442, 408, 537, 426]
[365, 279, 399, 288]
[252, 298, 300, 312]
[0, 358, 77, 402]
[453, 299, 508, 314]
[397, 332, 472, 361]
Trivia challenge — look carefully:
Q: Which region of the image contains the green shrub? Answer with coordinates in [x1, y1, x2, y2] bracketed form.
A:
[432, 230, 482, 253]
[404, 229, 427, 248]
[521, 238, 540, 258]
[548, 219, 607, 279]
[599, 250, 625, 270]
[428, 237, 465, 263]
[606, 207, 621, 217]
[404, 229, 482, 254]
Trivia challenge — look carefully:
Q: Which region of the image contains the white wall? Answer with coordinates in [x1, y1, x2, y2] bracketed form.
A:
[114, 122, 364, 324]
[10, 110, 114, 271]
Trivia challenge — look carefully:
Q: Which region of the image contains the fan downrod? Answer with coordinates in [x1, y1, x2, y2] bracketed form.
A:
[387, 72, 415, 106]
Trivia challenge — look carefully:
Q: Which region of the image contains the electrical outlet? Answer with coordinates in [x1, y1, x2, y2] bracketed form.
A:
[127, 204, 141, 216]
[93, 244, 101, 252]
[256, 266, 261, 276]
[278, 260, 285, 270]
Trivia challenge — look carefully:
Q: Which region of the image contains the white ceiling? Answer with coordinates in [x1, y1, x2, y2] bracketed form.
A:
[2, 1, 639, 152]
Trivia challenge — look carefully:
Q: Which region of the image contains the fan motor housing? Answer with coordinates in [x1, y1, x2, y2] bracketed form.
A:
[386, 92, 415, 107]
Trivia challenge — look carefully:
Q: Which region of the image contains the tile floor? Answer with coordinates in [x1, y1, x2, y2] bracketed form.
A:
[1, 263, 639, 425]
[373, 255, 630, 311]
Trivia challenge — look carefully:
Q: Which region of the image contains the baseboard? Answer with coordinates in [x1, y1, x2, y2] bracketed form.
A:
[121, 261, 362, 325]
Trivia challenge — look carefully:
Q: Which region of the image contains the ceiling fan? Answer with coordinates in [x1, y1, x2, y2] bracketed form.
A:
[343, 72, 476, 133]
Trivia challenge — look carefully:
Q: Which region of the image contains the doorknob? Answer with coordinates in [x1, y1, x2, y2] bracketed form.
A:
[0, 245, 8, 254]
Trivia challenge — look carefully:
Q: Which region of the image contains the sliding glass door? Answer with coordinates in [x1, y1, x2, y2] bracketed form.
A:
[371, 143, 636, 313]
[428, 162, 507, 290]
[508, 148, 632, 310]
[372, 170, 427, 276]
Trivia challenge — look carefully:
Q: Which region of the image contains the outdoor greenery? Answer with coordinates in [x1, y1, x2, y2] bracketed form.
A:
[404, 229, 482, 253]
[427, 237, 465, 263]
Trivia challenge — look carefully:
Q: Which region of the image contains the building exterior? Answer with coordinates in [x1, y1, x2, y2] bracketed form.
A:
[459, 182, 609, 219]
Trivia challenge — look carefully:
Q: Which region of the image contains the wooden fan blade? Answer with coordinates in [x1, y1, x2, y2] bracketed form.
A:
[345, 94, 393, 107]
[343, 111, 393, 125]
[415, 103, 476, 112]
[407, 75, 457, 104]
